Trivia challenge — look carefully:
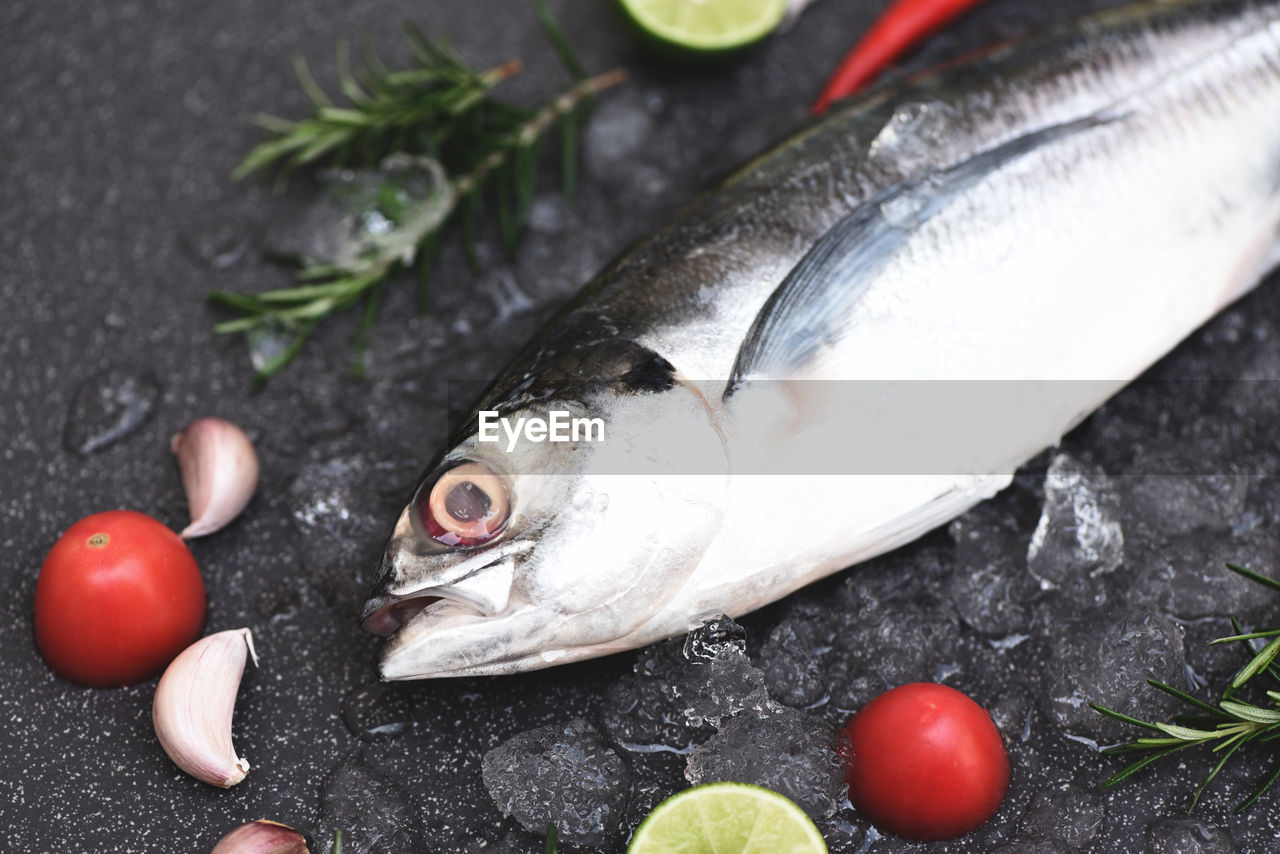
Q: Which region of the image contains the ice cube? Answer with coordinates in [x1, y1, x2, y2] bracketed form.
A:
[948, 501, 1039, 635]
[481, 718, 630, 848]
[682, 614, 748, 662]
[759, 548, 965, 714]
[265, 154, 451, 270]
[1145, 818, 1236, 853]
[988, 686, 1034, 743]
[758, 606, 831, 708]
[684, 707, 843, 821]
[814, 815, 867, 853]
[620, 751, 687, 841]
[1027, 453, 1124, 601]
[464, 833, 542, 853]
[1044, 607, 1185, 740]
[832, 562, 965, 711]
[1116, 473, 1247, 536]
[1121, 530, 1274, 620]
[602, 616, 776, 750]
[1017, 786, 1105, 849]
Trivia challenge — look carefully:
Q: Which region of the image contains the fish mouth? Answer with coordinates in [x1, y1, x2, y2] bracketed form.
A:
[362, 552, 555, 679]
[361, 548, 521, 641]
[373, 599, 591, 680]
[361, 593, 448, 637]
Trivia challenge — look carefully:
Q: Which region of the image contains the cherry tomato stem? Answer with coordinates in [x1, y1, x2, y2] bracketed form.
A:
[812, 0, 991, 115]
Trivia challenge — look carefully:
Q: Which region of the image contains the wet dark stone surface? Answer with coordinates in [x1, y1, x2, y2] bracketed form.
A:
[7, 1, 1280, 852]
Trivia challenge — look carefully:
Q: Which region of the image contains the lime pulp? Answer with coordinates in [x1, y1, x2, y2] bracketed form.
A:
[617, 0, 789, 56]
[627, 782, 829, 854]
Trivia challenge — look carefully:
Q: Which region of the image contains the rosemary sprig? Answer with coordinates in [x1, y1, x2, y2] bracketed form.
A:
[229, 34, 521, 183]
[1093, 563, 1280, 813]
[213, 1, 625, 384]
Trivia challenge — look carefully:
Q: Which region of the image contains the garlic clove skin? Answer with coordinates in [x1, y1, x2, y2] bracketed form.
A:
[172, 416, 259, 539]
[210, 820, 310, 854]
[153, 628, 258, 787]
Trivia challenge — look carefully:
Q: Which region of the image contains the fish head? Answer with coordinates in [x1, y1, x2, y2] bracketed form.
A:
[362, 379, 729, 679]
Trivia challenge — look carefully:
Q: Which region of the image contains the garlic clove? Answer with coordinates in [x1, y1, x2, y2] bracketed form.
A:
[210, 820, 310, 854]
[172, 416, 259, 539]
[153, 628, 258, 787]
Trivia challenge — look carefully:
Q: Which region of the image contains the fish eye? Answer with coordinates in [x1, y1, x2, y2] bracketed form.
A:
[415, 460, 511, 547]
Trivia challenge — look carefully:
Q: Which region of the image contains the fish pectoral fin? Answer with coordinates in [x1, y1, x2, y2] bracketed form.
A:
[725, 115, 1109, 396]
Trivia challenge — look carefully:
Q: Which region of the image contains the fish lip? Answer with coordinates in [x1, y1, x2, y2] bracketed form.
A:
[360, 580, 491, 636]
[374, 603, 542, 680]
[375, 598, 519, 680]
[361, 593, 448, 637]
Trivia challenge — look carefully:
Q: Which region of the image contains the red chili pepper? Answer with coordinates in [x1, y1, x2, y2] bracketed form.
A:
[812, 0, 991, 115]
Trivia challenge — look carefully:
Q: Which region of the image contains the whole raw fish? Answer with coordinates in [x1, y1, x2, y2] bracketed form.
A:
[363, 0, 1280, 678]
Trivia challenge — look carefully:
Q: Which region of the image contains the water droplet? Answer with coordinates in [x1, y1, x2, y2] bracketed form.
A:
[359, 209, 394, 237]
[932, 661, 962, 682]
[341, 682, 413, 743]
[867, 101, 955, 176]
[878, 189, 927, 229]
[255, 583, 300, 622]
[179, 222, 252, 270]
[586, 94, 657, 176]
[246, 326, 294, 374]
[486, 270, 537, 322]
[527, 194, 572, 235]
[63, 366, 162, 455]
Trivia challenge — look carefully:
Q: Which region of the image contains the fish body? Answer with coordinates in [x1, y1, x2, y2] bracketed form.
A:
[363, 0, 1280, 678]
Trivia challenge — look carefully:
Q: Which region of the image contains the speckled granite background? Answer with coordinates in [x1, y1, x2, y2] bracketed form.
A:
[5, 1, 1280, 851]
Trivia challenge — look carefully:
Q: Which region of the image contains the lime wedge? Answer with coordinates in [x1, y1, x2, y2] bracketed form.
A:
[627, 782, 829, 854]
[618, 0, 788, 56]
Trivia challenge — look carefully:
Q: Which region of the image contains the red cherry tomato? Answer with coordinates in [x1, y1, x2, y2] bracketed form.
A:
[841, 682, 1009, 841]
[34, 510, 206, 687]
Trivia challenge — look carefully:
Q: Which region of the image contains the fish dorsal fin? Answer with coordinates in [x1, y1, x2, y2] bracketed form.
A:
[725, 115, 1106, 396]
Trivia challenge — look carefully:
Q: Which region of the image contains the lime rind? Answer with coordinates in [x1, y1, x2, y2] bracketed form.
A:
[619, 0, 788, 55]
[628, 782, 829, 854]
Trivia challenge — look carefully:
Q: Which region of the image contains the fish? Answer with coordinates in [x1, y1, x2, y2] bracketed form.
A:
[361, 0, 1280, 679]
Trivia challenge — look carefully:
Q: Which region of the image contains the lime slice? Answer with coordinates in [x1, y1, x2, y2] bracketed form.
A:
[618, 0, 788, 56]
[627, 782, 829, 854]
